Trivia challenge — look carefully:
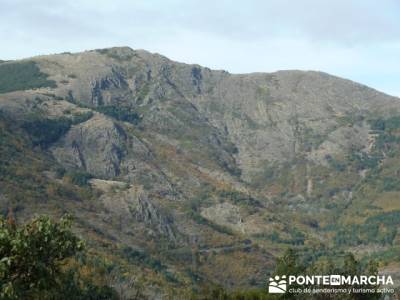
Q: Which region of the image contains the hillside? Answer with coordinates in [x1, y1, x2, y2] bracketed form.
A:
[0, 47, 399, 297]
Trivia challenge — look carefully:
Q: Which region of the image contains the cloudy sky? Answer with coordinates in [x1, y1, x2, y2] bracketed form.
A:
[1, 0, 399, 96]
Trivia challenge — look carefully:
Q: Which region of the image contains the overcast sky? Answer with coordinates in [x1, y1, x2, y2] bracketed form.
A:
[1, 0, 399, 96]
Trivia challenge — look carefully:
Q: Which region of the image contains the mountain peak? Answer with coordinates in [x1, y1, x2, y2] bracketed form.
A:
[1, 46, 400, 295]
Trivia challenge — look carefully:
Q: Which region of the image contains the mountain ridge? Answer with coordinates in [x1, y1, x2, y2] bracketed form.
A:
[0, 46, 399, 297]
[3, 46, 397, 100]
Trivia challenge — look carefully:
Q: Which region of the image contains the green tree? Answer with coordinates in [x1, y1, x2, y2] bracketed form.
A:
[0, 214, 117, 299]
[274, 248, 305, 277]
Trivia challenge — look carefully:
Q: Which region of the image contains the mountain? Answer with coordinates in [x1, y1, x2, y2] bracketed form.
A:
[0, 47, 399, 297]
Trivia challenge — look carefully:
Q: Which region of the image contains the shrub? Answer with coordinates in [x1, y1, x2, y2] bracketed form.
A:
[189, 211, 234, 236]
[334, 211, 400, 246]
[366, 210, 400, 226]
[326, 155, 346, 172]
[0, 215, 83, 298]
[370, 116, 400, 131]
[348, 152, 381, 170]
[22, 117, 71, 148]
[0, 215, 119, 299]
[217, 190, 263, 208]
[71, 111, 93, 124]
[382, 177, 400, 191]
[95, 105, 141, 124]
[0, 61, 56, 93]
[121, 246, 178, 283]
[67, 171, 93, 186]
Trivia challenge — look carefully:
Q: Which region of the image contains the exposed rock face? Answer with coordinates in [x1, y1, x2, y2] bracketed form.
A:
[52, 114, 127, 178]
[98, 182, 177, 241]
[185, 70, 399, 179]
[30, 47, 400, 183]
[132, 191, 176, 240]
[201, 202, 243, 230]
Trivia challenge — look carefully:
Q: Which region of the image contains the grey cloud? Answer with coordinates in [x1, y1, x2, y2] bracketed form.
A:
[3, 0, 400, 46]
[99, 0, 400, 44]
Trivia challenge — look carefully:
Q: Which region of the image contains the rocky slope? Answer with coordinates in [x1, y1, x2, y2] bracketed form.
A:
[0, 47, 399, 296]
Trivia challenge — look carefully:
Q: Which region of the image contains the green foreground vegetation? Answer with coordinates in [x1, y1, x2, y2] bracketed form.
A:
[0, 215, 117, 299]
[0, 215, 392, 299]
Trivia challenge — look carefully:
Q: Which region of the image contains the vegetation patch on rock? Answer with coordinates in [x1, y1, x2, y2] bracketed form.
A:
[0, 61, 56, 93]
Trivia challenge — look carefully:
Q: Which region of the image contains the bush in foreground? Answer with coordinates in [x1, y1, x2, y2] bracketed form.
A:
[0, 214, 117, 299]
